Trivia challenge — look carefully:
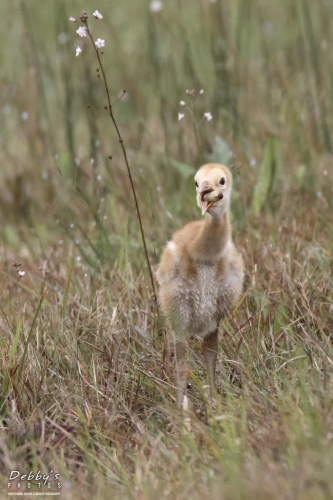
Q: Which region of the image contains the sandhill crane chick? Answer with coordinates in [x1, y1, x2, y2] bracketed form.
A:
[156, 163, 244, 407]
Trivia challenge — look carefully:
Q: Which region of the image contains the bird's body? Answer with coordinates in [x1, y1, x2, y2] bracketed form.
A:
[156, 163, 244, 406]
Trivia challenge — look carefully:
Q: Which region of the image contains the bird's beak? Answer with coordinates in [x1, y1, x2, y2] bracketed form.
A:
[200, 189, 213, 216]
[199, 188, 224, 215]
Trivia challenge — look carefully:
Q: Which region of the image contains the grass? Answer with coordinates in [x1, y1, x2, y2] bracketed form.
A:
[0, 0, 333, 498]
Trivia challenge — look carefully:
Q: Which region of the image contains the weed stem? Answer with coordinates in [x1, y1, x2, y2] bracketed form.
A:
[86, 23, 158, 310]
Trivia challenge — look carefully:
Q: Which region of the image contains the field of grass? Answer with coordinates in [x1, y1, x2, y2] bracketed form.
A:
[1, 0, 333, 498]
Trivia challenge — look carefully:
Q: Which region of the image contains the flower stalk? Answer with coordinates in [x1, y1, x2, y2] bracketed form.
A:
[77, 13, 158, 308]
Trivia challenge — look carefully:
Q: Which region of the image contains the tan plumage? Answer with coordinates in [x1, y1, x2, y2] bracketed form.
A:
[156, 163, 244, 407]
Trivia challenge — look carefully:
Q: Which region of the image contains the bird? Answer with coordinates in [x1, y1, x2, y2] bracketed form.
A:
[156, 163, 244, 407]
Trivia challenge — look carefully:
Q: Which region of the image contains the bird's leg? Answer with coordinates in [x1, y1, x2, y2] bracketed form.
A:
[174, 339, 189, 408]
[202, 328, 219, 396]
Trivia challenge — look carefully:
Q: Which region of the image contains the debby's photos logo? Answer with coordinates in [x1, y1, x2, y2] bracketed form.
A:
[7, 470, 61, 496]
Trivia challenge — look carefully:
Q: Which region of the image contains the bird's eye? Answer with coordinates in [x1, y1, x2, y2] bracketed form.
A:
[219, 178, 225, 185]
[195, 180, 198, 187]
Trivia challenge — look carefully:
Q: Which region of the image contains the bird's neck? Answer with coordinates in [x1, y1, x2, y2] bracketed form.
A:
[189, 210, 231, 262]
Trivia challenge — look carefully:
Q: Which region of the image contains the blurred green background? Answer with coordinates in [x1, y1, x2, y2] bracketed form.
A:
[1, 0, 332, 262]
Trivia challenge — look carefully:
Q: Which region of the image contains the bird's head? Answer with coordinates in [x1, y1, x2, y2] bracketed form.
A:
[194, 163, 232, 217]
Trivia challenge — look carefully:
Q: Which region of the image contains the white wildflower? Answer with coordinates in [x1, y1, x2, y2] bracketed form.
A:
[76, 26, 87, 37]
[76, 46, 82, 57]
[250, 158, 256, 167]
[199, 89, 204, 95]
[21, 111, 29, 121]
[18, 271, 25, 277]
[69, 17, 76, 22]
[150, 0, 163, 12]
[204, 112, 212, 121]
[323, 169, 327, 176]
[179, 100, 186, 106]
[178, 113, 185, 121]
[95, 38, 105, 48]
[93, 10, 103, 19]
